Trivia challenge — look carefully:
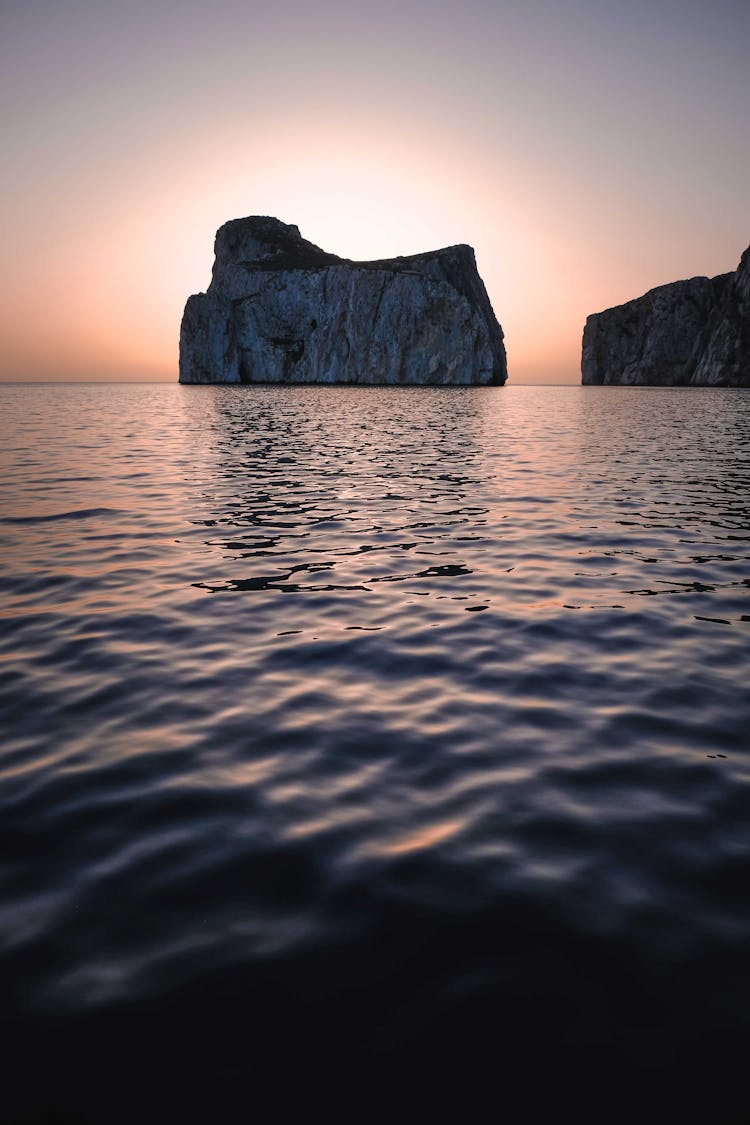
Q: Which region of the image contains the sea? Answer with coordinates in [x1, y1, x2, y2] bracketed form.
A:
[1, 382, 749, 1122]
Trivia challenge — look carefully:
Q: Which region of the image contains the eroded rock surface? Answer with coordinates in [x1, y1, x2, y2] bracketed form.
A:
[180, 217, 507, 385]
[581, 245, 749, 386]
[692, 246, 750, 385]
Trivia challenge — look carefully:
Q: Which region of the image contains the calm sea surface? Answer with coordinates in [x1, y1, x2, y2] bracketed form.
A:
[1, 383, 749, 1121]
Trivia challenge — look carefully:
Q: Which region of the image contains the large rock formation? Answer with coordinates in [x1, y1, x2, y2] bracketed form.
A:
[581, 244, 750, 386]
[179, 217, 507, 385]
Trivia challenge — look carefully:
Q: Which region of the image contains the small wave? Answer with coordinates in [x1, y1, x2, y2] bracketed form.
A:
[0, 507, 125, 524]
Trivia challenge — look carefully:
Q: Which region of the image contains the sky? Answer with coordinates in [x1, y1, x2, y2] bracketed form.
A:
[1, 0, 748, 384]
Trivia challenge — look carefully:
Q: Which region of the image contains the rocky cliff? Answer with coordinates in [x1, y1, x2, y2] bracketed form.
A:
[179, 217, 507, 385]
[581, 245, 749, 386]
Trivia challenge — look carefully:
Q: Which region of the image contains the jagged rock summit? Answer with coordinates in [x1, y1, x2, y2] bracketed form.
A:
[581, 244, 750, 386]
[179, 217, 507, 385]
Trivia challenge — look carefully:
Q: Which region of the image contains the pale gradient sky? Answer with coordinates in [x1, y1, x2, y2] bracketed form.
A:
[1, 0, 748, 383]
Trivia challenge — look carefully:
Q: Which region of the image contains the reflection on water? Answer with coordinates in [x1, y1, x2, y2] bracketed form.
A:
[1, 383, 750, 1121]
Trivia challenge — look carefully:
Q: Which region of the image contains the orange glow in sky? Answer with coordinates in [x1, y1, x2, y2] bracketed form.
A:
[1, 1, 748, 384]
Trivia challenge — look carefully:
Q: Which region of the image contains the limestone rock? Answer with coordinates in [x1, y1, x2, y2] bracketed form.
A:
[581, 245, 749, 386]
[691, 246, 750, 385]
[179, 217, 507, 385]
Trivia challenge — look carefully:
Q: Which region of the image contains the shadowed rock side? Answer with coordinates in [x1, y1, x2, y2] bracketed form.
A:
[581, 244, 750, 386]
[180, 217, 507, 385]
[693, 245, 750, 384]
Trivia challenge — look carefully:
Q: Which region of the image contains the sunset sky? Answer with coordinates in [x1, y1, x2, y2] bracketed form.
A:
[2, 0, 748, 384]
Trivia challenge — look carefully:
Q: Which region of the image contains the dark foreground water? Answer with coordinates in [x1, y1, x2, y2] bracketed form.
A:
[1, 383, 749, 1122]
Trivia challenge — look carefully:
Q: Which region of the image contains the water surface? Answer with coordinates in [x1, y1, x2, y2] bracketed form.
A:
[1, 384, 749, 1120]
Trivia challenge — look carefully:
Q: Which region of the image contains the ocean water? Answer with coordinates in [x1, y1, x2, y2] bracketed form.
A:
[1, 382, 749, 1121]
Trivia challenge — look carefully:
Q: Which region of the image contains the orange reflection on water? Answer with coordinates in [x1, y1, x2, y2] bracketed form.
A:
[379, 818, 465, 857]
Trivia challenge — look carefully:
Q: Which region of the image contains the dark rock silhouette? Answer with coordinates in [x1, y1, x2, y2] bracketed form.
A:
[581, 244, 749, 386]
[179, 217, 507, 385]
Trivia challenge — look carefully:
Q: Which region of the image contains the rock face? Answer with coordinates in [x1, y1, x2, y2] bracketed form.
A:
[581, 245, 750, 386]
[179, 217, 507, 385]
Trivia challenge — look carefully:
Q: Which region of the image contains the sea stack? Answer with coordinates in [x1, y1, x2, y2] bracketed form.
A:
[179, 217, 507, 385]
[581, 244, 750, 386]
